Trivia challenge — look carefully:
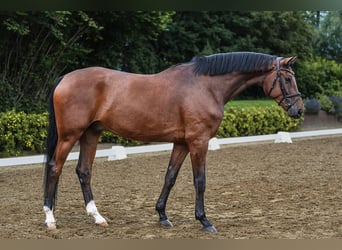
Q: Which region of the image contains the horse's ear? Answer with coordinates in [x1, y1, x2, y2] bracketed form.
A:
[283, 56, 298, 66]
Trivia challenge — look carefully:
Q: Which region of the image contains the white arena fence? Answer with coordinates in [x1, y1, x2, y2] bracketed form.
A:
[1, 128, 342, 168]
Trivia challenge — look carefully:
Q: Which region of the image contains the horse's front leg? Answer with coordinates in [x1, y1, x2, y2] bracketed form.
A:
[156, 143, 189, 227]
[188, 139, 217, 233]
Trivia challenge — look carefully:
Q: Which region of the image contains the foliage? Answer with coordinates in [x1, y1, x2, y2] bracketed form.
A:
[329, 96, 342, 118]
[226, 99, 276, 108]
[0, 111, 48, 157]
[303, 94, 342, 118]
[314, 11, 342, 63]
[217, 106, 303, 137]
[0, 11, 103, 112]
[304, 98, 321, 114]
[0, 108, 303, 157]
[318, 94, 335, 114]
[295, 57, 342, 98]
[158, 11, 313, 67]
[86, 11, 174, 73]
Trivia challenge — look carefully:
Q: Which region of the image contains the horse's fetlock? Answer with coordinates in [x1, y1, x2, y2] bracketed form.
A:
[195, 213, 205, 221]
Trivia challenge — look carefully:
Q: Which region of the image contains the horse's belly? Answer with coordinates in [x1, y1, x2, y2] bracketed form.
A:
[102, 114, 185, 143]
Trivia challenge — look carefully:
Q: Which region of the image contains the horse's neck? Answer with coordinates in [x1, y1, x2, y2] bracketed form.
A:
[216, 72, 266, 104]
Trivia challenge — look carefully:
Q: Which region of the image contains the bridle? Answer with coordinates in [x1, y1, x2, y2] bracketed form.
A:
[267, 57, 301, 111]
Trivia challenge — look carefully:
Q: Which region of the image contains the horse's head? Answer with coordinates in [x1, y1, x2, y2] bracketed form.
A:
[262, 56, 303, 119]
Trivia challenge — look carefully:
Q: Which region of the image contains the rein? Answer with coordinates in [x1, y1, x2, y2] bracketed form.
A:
[267, 57, 301, 111]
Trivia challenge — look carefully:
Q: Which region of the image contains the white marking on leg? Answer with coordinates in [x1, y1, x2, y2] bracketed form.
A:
[86, 200, 108, 226]
[44, 206, 56, 229]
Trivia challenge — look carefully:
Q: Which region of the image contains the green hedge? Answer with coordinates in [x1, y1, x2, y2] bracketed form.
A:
[0, 111, 48, 157]
[217, 106, 303, 137]
[0, 107, 303, 157]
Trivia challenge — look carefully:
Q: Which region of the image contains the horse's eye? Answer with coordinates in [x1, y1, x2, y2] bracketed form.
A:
[285, 77, 291, 83]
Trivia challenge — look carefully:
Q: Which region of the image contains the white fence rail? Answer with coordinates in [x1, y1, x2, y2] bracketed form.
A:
[1, 128, 342, 168]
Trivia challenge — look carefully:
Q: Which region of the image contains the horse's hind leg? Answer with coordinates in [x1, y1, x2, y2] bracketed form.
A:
[44, 137, 79, 229]
[156, 143, 189, 227]
[76, 125, 108, 227]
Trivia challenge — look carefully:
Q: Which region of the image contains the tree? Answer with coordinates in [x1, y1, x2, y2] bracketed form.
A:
[157, 11, 315, 97]
[84, 11, 173, 73]
[157, 11, 314, 66]
[315, 11, 342, 63]
[0, 11, 173, 112]
[248, 11, 314, 58]
[0, 11, 103, 112]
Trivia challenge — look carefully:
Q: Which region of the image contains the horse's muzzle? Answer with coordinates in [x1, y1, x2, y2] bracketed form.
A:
[288, 106, 303, 119]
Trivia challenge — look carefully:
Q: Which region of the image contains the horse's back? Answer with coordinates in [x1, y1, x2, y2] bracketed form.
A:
[54, 66, 143, 107]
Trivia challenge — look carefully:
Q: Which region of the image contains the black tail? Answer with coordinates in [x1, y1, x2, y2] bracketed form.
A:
[43, 76, 63, 194]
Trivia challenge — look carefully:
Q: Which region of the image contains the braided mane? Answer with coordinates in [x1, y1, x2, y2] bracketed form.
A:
[191, 52, 276, 76]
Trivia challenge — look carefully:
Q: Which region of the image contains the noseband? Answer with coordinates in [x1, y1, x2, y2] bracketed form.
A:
[267, 57, 301, 111]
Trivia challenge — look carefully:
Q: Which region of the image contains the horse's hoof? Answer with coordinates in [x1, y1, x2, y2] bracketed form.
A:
[45, 222, 57, 230]
[159, 219, 173, 227]
[96, 221, 109, 227]
[202, 225, 217, 233]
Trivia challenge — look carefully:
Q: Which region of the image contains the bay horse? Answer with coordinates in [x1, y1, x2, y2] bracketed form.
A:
[43, 52, 303, 233]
